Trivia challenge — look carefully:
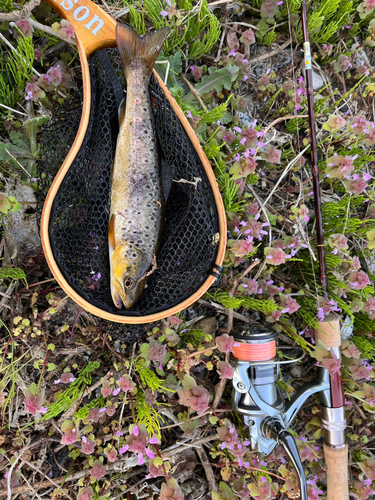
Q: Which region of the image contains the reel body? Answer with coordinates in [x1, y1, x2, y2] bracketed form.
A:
[231, 324, 332, 500]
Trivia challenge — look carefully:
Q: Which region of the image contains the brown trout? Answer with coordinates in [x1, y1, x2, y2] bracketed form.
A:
[109, 23, 168, 309]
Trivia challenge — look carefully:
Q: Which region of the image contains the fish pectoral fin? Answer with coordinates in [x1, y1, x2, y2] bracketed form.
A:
[118, 96, 126, 127]
[109, 214, 116, 253]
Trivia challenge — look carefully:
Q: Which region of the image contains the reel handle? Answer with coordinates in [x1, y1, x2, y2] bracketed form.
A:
[264, 419, 308, 500]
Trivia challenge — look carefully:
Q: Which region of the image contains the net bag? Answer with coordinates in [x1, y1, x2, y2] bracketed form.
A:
[37, 48, 225, 325]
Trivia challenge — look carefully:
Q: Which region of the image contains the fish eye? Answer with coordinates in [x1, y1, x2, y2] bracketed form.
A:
[124, 278, 136, 290]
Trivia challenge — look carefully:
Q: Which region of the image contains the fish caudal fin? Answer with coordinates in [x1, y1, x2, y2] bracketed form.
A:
[116, 23, 169, 80]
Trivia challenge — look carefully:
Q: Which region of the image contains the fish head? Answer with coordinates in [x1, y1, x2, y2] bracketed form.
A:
[110, 243, 149, 309]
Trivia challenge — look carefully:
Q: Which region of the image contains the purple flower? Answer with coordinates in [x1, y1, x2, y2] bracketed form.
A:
[317, 307, 325, 321]
[160, 10, 168, 16]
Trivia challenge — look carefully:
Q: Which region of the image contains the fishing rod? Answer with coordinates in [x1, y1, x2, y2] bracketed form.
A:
[231, 3, 349, 500]
[300, 0, 349, 497]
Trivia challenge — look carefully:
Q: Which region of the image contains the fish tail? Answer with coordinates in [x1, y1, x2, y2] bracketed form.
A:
[116, 23, 169, 80]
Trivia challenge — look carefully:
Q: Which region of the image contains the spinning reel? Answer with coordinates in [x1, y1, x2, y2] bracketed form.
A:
[231, 324, 340, 500]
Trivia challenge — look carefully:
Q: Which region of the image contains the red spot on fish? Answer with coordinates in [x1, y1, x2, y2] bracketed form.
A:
[136, 118, 140, 122]
[136, 98, 140, 104]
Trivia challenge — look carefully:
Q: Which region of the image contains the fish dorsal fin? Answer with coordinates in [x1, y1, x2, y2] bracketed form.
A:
[109, 214, 116, 253]
[118, 97, 126, 127]
[115, 23, 169, 80]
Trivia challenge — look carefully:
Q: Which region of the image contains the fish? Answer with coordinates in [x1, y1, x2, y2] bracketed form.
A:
[109, 23, 169, 309]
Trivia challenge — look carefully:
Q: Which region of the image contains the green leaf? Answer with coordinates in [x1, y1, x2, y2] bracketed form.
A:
[0, 143, 32, 162]
[153, 456, 163, 467]
[186, 65, 239, 103]
[310, 340, 330, 362]
[24, 115, 50, 139]
[10, 131, 30, 150]
[0, 195, 11, 215]
[182, 374, 196, 390]
[363, 402, 375, 413]
[47, 363, 56, 372]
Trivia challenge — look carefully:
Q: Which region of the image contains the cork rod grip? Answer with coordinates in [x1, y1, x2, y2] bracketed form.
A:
[315, 313, 341, 349]
[323, 444, 349, 500]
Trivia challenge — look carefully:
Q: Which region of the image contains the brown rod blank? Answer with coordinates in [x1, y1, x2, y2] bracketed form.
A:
[300, 2, 348, 500]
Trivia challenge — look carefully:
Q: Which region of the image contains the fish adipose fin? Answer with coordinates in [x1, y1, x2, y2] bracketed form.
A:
[115, 23, 169, 80]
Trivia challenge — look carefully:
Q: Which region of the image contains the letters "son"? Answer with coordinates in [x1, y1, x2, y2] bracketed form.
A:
[55, 0, 104, 35]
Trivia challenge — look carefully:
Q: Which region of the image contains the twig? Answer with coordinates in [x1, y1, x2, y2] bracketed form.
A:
[0, 103, 28, 116]
[263, 145, 310, 207]
[159, 409, 228, 430]
[29, 19, 77, 45]
[196, 446, 218, 493]
[0, 437, 220, 498]
[198, 299, 250, 323]
[179, 72, 207, 111]
[24, 460, 74, 499]
[214, 26, 226, 62]
[247, 38, 292, 64]
[4, 148, 31, 178]
[236, 1, 260, 12]
[7, 443, 29, 500]
[113, 7, 130, 19]
[237, 258, 260, 281]
[0, 32, 41, 78]
[208, 0, 234, 6]
[0, 0, 41, 21]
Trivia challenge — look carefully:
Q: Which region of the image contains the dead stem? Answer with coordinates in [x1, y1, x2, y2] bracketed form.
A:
[179, 72, 207, 111]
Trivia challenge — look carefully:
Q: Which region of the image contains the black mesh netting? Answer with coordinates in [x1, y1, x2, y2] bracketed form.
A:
[36, 48, 220, 340]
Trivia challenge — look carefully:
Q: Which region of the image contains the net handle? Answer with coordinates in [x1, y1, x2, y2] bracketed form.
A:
[43, 0, 117, 55]
[40, 0, 227, 324]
